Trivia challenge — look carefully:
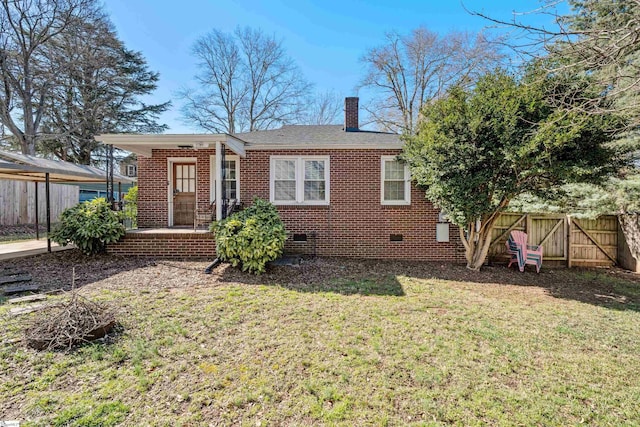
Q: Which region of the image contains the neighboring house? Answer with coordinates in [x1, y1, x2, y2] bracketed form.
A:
[79, 157, 137, 202]
[78, 184, 132, 203]
[99, 98, 463, 261]
[119, 154, 138, 179]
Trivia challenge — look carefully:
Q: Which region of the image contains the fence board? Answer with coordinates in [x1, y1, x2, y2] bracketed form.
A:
[489, 213, 618, 267]
[0, 179, 79, 225]
[571, 217, 617, 267]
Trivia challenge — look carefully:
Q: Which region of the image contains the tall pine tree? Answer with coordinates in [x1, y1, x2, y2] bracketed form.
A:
[40, 14, 169, 164]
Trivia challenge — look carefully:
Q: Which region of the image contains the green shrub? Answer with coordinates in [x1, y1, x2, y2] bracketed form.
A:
[122, 185, 138, 228]
[211, 198, 286, 274]
[51, 198, 125, 255]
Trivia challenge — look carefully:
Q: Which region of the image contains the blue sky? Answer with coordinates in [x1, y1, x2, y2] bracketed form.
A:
[104, 0, 561, 133]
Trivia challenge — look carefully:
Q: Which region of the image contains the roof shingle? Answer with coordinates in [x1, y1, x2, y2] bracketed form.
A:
[236, 125, 401, 147]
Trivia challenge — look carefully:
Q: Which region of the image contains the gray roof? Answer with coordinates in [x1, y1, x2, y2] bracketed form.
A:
[236, 125, 402, 148]
[0, 150, 134, 183]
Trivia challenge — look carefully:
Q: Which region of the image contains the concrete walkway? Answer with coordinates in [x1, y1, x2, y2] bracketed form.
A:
[0, 239, 74, 261]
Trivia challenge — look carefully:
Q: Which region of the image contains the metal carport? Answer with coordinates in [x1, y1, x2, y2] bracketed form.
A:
[0, 152, 134, 252]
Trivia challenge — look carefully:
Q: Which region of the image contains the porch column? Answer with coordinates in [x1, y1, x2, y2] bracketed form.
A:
[46, 173, 51, 252]
[215, 141, 223, 221]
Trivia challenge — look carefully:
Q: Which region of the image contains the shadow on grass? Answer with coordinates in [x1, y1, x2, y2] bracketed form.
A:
[421, 262, 640, 312]
[0, 249, 158, 301]
[3, 250, 638, 310]
[213, 257, 640, 310]
[213, 257, 406, 296]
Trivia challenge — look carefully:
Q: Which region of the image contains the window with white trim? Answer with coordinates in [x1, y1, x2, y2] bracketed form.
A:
[381, 156, 411, 205]
[210, 155, 240, 202]
[270, 156, 330, 205]
[126, 164, 137, 177]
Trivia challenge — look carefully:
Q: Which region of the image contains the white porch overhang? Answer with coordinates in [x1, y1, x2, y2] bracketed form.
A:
[96, 134, 247, 158]
[98, 134, 246, 222]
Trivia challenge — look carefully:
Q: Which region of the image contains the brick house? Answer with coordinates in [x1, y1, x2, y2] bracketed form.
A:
[99, 98, 463, 261]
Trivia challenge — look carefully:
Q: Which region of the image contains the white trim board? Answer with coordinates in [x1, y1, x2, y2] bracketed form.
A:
[380, 155, 411, 206]
[209, 154, 240, 204]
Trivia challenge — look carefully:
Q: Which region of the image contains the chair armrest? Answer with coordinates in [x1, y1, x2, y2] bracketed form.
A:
[527, 244, 542, 253]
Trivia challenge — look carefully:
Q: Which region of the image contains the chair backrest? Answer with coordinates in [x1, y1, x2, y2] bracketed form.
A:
[510, 230, 528, 247]
[506, 238, 518, 253]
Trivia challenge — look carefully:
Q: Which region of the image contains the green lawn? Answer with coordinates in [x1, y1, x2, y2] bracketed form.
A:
[1, 255, 639, 426]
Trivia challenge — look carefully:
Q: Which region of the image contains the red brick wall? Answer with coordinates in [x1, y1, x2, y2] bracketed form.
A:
[108, 231, 216, 258]
[129, 147, 464, 261]
[137, 149, 228, 227]
[345, 97, 359, 130]
[241, 149, 463, 261]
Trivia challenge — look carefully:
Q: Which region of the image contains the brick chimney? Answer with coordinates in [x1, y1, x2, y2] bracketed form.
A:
[344, 97, 359, 132]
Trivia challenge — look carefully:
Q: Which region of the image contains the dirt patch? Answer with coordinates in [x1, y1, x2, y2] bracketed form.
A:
[1, 251, 638, 309]
[0, 224, 51, 242]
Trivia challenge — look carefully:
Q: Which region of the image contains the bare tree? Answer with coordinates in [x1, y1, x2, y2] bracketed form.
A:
[300, 90, 343, 125]
[180, 27, 312, 133]
[359, 27, 504, 134]
[470, 0, 640, 127]
[0, 0, 94, 155]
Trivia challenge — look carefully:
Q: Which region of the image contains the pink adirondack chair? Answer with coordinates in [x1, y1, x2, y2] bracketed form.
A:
[505, 230, 543, 273]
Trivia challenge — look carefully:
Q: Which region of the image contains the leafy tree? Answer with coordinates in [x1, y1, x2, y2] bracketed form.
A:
[39, 14, 169, 164]
[474, 0, 640, 128]
[510, 173, 640, 219]
[359, 27, 504, 134]
[0, 0, 95, 155]
[403, 68, 628, 270]
[180, 27, 312, 133]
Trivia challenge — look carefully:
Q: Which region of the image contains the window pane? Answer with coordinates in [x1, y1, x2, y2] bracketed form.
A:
[188, 179, 195, 193]
[224, 181, 237, 199]
[176, 165, 182, 179]
[384, 181, 405, 201]
[188, 165, 195, 179]
[275, 181, 296, 200]
[304, 181, 325, 201]
[385, 160, 405, 180]
[224, 160, 236, 179]
[305, 160, 324, 180]
[275, 160, 296, 180]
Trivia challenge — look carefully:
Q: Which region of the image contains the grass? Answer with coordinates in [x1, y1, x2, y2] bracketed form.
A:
[1, 260, 640, 426]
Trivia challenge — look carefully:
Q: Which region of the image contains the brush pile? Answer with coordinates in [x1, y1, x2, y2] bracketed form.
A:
[24, 293, 116, 350]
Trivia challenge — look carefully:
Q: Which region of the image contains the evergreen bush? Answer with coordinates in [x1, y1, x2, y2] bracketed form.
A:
[51, 198, 125, 255]
[122, 185, 138, 228]
[211, 198, 286, 274]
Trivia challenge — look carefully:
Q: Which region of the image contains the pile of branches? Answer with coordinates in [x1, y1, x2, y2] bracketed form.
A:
[24, 293, 116, 351]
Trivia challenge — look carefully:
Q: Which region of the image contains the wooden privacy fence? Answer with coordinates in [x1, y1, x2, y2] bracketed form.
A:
[489, 213, 619, 267]
[0, 179, 79, 225]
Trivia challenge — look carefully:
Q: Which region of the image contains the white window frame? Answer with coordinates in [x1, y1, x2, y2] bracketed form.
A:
[209, 154, 240, 204]
[126, 164, 137, 177]
[270, 156, 330, 206]
[381, 155, 411, 205]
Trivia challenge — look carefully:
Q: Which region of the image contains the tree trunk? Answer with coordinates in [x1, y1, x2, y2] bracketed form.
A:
[618, 213, 640, 272]
[459, 218, 498, 271]
[18, 181, 29, 224]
